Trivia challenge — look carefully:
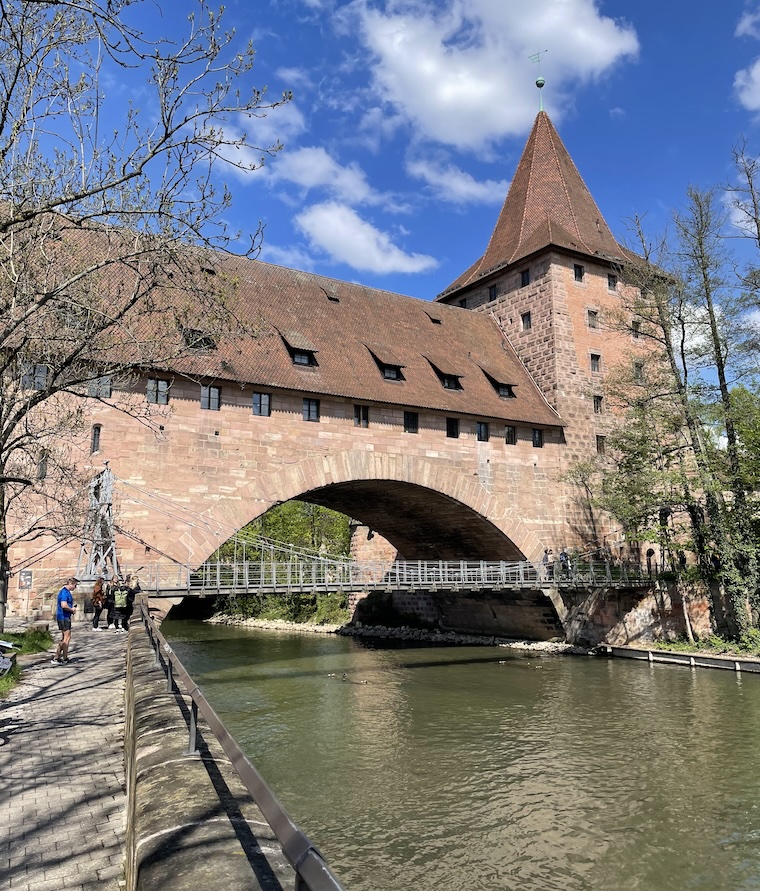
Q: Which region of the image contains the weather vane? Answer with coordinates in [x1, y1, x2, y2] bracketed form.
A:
[529, 50, 548, 111]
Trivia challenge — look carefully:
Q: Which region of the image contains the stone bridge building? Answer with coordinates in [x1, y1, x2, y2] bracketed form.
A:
[8, 111, 649, 624]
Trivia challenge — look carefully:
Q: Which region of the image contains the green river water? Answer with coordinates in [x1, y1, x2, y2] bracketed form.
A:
[163, 619, 760, 891]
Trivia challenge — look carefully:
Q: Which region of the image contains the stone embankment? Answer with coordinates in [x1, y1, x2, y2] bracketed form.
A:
[206, 614, 585, 654]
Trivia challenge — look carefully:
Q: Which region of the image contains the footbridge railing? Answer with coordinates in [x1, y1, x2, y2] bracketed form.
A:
[139, 557, 650, 597]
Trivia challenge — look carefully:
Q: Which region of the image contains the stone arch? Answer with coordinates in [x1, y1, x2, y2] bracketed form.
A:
[194, 449, 544, 565]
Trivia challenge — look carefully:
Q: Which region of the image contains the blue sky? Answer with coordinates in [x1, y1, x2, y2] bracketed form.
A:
[149, 0, 760, 301]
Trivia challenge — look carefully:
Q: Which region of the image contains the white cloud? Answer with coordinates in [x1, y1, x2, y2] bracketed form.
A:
[348, 0, 639, 150]
[737, 10, 760, 38]
[269, 146, 377, 204]
[609, 106, 626, 119]
[262, 244, 319, 271]
[275, 67, 314, 91]
[240, 101, 307, 150]
[294, 201, 438, 273]
[735, 57, 760, 111]
[406, 159, 507, 204]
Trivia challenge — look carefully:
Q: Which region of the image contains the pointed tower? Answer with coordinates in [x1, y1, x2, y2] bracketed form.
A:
[438, 111, 636, 458]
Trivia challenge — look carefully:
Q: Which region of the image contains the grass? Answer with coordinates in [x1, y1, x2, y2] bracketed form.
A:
[0, 628, 54, 699]
[648, 630, 760, 659]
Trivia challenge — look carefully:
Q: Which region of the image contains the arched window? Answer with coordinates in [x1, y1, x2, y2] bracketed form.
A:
[90, 424, 102, 454]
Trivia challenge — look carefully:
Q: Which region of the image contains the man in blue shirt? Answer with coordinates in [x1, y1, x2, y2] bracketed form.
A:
[51, 577, 78, 665]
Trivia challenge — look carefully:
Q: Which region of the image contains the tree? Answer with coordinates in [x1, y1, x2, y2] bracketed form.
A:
[0, 0, 290, 630]
[593, 185, 760, 638]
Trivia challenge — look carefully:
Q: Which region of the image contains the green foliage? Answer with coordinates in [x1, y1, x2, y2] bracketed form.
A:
[0, 628, 53, 698]
[3, 628, 52, 654]
[731, 386, 760, 491]
[216, 501, 351, 561]
[218, 588, 349, 626]
[313, 592, 351, 626]
[653, 630, 760, 658]
[0, 662, 20, 699]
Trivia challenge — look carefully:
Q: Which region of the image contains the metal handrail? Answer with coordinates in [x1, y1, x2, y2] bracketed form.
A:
[135, 557, 650, 596]
[138, 600, 346, 891]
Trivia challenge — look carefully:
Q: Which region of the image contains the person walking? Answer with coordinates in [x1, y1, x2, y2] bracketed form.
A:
[124, 575, 141, 632]
[52, 577, 78, 664]
[112, 577, 130, 632]
[105, 578, 116, 629]
[91, 577, 106, 630]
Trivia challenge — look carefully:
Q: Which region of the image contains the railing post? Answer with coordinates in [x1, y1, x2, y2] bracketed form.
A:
[166, 658, 173, 693]
[187, 699, 198, 755]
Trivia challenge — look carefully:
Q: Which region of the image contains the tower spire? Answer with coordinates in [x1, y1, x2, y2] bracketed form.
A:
[529, 50, 548, 112]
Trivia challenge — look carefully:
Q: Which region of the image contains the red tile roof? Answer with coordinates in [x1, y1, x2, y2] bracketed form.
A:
[168, 256, 563, 427]
[439, 111, 633, 297]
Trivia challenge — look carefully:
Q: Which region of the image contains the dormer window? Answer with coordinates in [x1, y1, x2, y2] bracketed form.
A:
[481, 367, 517, 399]
[426, 358, 462, 391]
[182, 328, 216, 352]
[382, 364, 403, 380]
[366, 343, 406, 382]
[291, 349, 315, 366]
[282, 331, 319, 367]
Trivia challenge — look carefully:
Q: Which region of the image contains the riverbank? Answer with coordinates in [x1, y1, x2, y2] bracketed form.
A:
[205, 614, 586, 653]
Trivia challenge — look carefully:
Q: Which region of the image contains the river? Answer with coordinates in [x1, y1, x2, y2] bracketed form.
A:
[163, 619, 760, 891]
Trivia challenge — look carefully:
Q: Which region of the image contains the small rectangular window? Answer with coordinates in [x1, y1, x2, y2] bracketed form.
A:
[488, 284, 498, 300]
[147, 378, 170, 405]
[90, 424, 101, 453]
[590, 353, 601, 373]
[520, 269, 530, 287]
[458, 298, 467, 308]
[303, 397, 320, 422]
[404, 411, 419, 434]
[476, 421, 490, 442]
[574, 264, 585, 282]
[446, 417, 459, 439]
[440, 374, 461, 390]
[201, 385, 221, 411]
[608, 273, 618, 292]
[252, 392, 271, 417]
[505, 425, 517, 446]
[596, 435, 606, 455]
[354, 404, 369, 428]
[633, 360, 645, 383]
[383, 365, 402, 380]
[292, 350, 314, 366]
[87, 375, 112, 399]
[532, 428, 544, 449]
[521, 311, 532, 331]
[496, 383, 515, 398]
[631, 320, 641, 339]
[21, 363, 48, 390]
[587, 309, 599, 329]
[593, 395, 603, 414]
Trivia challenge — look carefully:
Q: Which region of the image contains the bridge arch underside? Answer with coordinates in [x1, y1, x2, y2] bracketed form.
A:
[299, 480, 524, 561]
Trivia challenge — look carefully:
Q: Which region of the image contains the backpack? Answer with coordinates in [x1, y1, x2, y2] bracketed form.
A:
[114, 586, 128, 609]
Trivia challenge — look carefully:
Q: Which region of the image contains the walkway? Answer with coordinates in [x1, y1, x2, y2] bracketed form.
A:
[0, 621, 126, 891]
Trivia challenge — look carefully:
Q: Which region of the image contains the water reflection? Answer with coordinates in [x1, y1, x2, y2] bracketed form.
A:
[164, 621, 760, 891]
